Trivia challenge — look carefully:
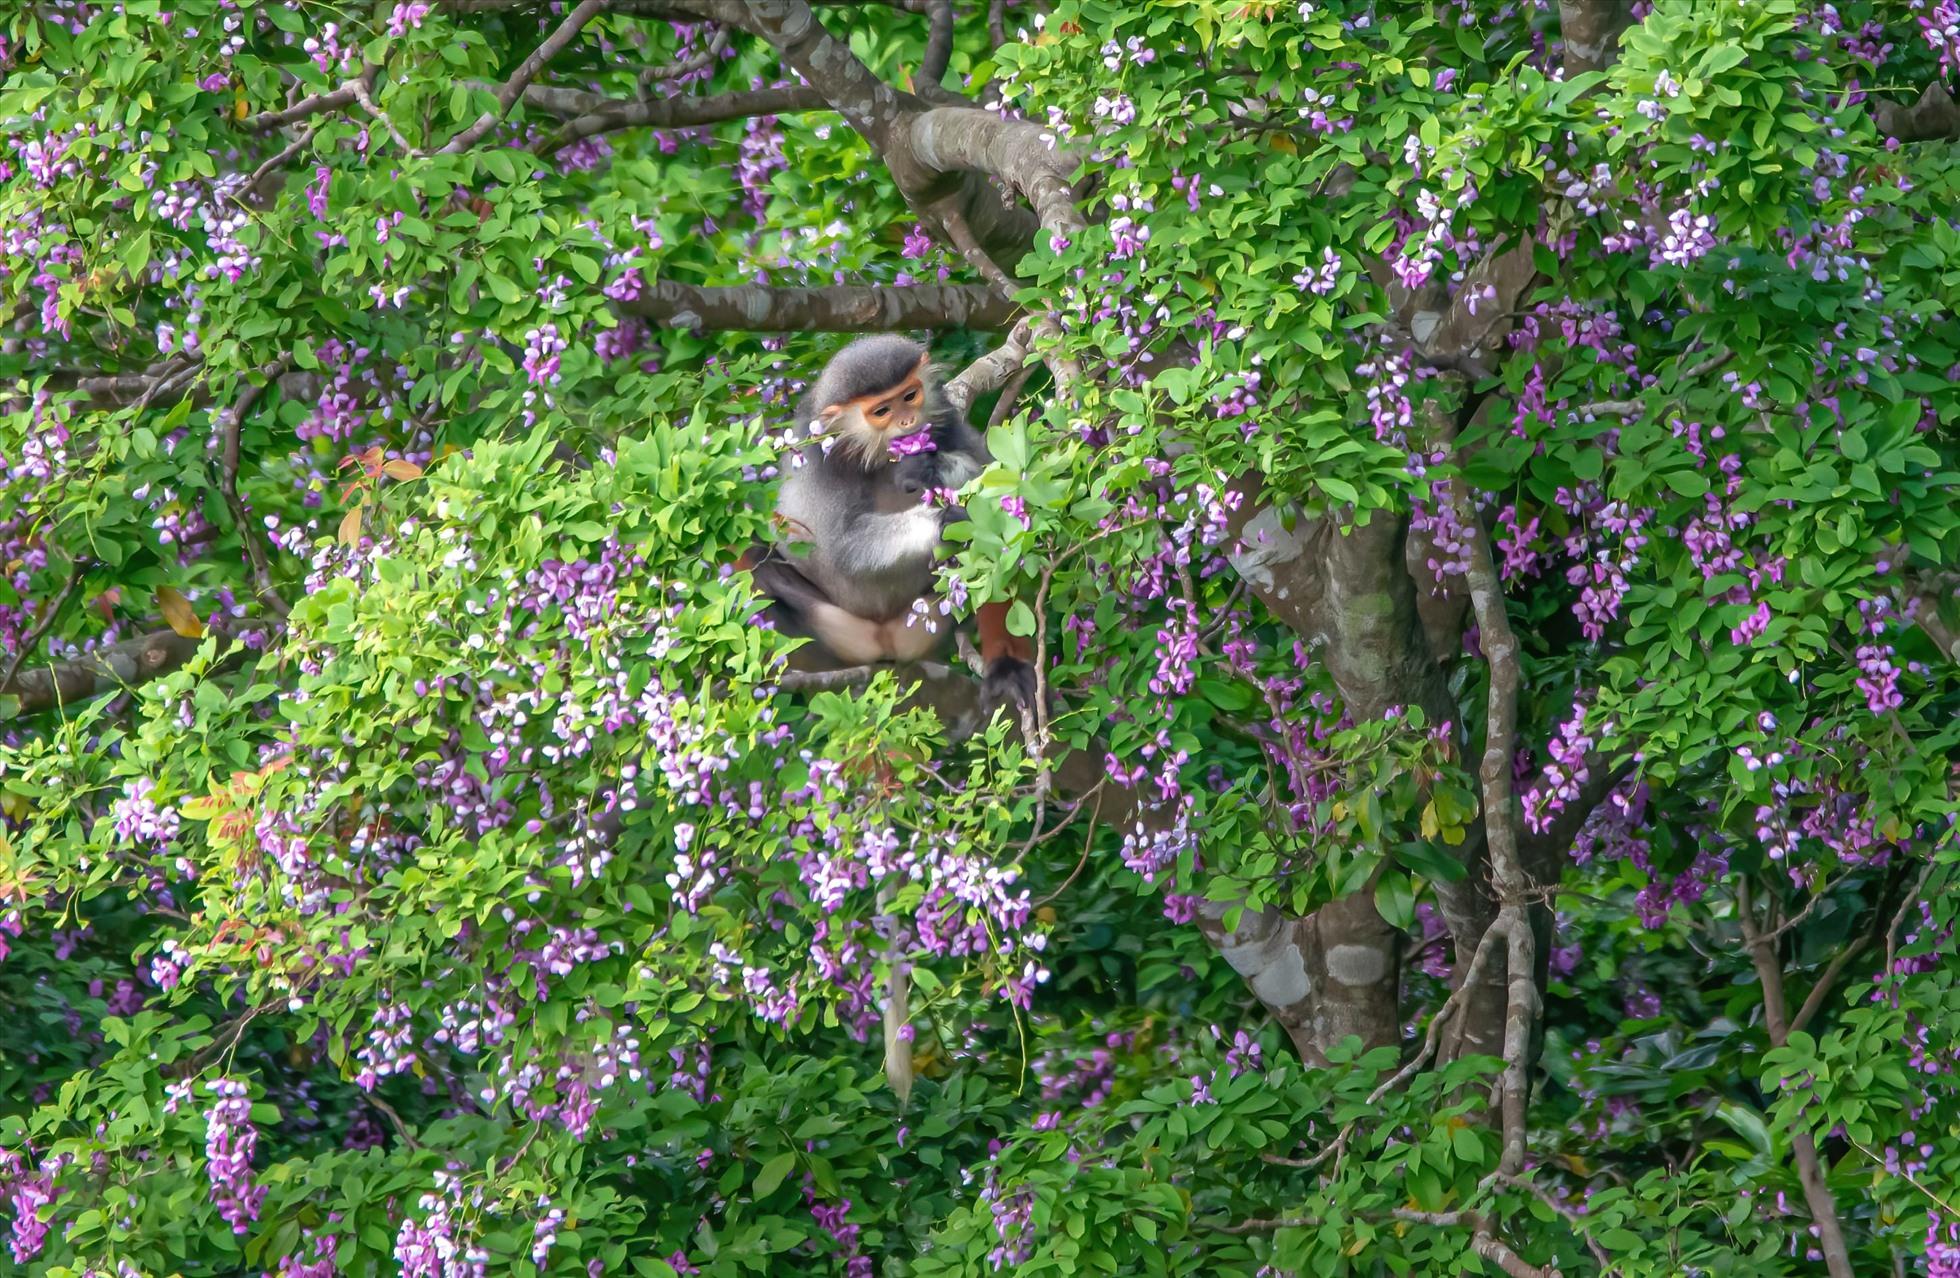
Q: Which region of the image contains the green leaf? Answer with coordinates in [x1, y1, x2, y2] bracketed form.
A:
[1373, 870, 1416, 930]
[752, 1152, 797, 1198]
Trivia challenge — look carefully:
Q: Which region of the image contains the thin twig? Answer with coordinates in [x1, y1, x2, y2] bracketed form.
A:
[217, 359, 294, 617]
[366, 1093, 423, 1150]
[1883, 860, 1935, 975]
[350, 75, 419, 154]
[986, 362, 1036, 429]
[0, 563, 85, 694]
[1029, 784, 1103, 908]
[1493, 1171, 1610, 1269]
[237, 123, 322, 206]
[1369, 918, 1507, 1105]
[1789, 938, 1864, 1036]
[638, 25, 729, 93]
[441, 0, 611, 154]
[937, 200, 1022, 297]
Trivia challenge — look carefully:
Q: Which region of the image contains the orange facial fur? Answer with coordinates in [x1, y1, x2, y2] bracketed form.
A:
[817, 355, 930, 463]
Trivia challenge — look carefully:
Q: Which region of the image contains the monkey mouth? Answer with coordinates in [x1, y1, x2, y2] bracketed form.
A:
[888, 429, 936, 459]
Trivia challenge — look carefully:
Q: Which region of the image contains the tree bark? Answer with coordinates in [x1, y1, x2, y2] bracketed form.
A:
[1739, 888, 1858, 1278]
[616, 280, 1019, 331]
[4, 629, 208, 716]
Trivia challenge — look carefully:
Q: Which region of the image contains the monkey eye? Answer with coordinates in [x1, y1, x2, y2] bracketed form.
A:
[872, 405, 890, 418]
[903, 389, 919, 402]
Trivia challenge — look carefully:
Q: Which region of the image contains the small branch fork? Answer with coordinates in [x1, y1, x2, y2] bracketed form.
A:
[441, 0, 613, 153]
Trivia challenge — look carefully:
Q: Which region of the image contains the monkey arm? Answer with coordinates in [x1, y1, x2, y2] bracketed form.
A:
[827, 505, 949, 579]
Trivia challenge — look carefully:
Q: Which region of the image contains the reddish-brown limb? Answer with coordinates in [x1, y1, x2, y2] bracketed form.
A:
[975, 600, 1033, 668]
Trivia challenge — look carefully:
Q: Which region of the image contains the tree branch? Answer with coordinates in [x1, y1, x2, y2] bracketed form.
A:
[1872, 82, 1960, 142]
[1736, 883, 1857, 1278]
[639, 25, 730, 90]
[1458, 494, 1537, 1180]
[697, 0, 913, 148]
[216, 361, 294, 618]
[0, 564, 85, 697]
[920, 0, 954, 92]
[615, 279, 1019, 331]
[908, 106, 1085, 236]
[240, 78, 365, 134]
[531, 83, 829, 149]
[944, 318, 1033, 414]
[3, 629, 218, 717]
[442, 0, 612, 154]
[1557, 0, 1633, 76]
[351, 75, 420, 154]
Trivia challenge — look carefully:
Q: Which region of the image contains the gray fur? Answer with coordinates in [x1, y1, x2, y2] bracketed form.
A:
[777, 339, 992, 625]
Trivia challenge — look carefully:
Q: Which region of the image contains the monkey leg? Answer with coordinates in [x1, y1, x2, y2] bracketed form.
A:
[738, 544, 913, 668]
[976, 600, 1040, 718]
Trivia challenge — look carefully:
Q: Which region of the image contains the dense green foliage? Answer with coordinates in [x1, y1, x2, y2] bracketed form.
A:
[2, 1, 1958, 1276]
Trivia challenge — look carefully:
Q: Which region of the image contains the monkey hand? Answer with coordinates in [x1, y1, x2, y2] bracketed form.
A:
[979, 657, 1040, 722]
[892, 452, 938, 496]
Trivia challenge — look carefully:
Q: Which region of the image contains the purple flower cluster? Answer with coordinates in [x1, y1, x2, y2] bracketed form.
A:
[204, 1077, 267, 1235]
[395, 1169, 488, 1278]
[111, 775, 180, 846]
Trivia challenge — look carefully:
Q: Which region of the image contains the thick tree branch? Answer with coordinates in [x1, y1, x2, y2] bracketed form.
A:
[908, 106, 1085, 236]
[698, 0, 912, 149]
[442, 0, 612, 153]
[4, 630, 209, 717]
[705, 0, 1049, 263]
[944, 318, 1033, 414]
[920, 0, 955, 93]
[616, 279, 1018, 331]
[1872, 82, 1960, 142]
[529, 83, 829, 148]
[1557, 0, 1633, 76]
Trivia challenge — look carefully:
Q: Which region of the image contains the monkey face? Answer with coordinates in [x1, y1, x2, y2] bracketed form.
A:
[817, 359, 929, 464]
